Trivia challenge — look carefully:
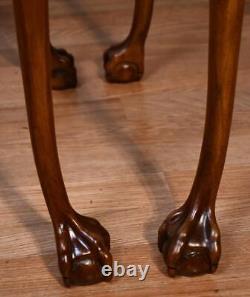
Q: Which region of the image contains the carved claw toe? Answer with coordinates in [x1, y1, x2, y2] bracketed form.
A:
[55, 212, 112, 286]
[103, 44, 144, 83]
[51, 47, 77, 90]
[158, 205, 221, 277]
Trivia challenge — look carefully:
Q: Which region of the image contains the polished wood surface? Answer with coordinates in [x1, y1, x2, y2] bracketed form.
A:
[1, 0, 250, 295]
[159, 0, 245, 277]
[104, 0, 154, 83]
[50, 46, 77, 90]
[13, 0, 112, 286]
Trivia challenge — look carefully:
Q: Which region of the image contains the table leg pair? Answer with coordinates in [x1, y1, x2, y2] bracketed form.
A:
[12, 0, 245, 286]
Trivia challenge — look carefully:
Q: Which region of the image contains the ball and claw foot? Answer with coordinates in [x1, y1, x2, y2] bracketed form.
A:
[103, 43, 144, 83]
[54, 212, 113, 286]
[51, 47, 77, 90]
[158, 205, 221, 277]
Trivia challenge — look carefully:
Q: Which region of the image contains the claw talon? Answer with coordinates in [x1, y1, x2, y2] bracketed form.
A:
[63, 277, 71, 288]
[158, 206, 221, 277]
[167, 267, 176, 277]
[55, 213, 113, 286]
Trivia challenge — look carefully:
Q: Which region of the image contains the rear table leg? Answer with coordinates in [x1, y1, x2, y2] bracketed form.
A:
[104, 0, 154, 83]
[50, 45, 77, 90]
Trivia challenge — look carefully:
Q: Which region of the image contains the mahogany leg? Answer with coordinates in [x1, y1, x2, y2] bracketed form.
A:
[104, 0, 154, 83]
[50, 45, 77, 90]
[13, 0, 112, 286]
[158, 0, 245, 277]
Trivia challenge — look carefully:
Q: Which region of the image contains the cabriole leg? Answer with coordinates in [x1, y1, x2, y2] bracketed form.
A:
[158, 0, 245, 277]
[104, 0, 154, 83]
[13, 0, 112, 286]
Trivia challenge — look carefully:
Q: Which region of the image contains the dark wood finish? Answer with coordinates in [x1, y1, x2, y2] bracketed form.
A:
[50, 46, 77, 90]
[13, 0, 112, 286]
[104, 0, 154, 83]
[158, 0, 245, 277]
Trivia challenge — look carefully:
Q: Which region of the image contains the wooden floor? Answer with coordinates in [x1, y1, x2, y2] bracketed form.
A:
[1, 0, 250, 296]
